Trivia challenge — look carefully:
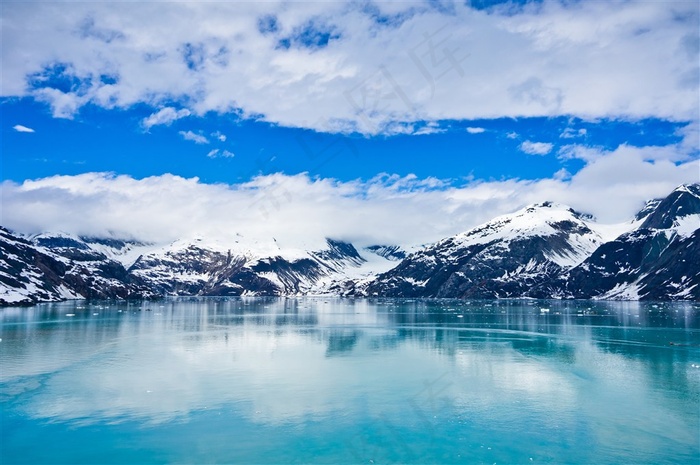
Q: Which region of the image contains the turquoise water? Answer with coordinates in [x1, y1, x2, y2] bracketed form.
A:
[1, 298, 698, 464]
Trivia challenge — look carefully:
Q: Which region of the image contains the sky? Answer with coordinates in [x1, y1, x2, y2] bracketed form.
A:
[1, 0, 699, 248]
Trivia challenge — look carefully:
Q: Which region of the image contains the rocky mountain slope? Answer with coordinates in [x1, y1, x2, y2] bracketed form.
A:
[127, 237, 384, 297]
[0, 228, 154, 305]
[362, 184, 699, 300]
[554, 184, 700, 300]
[361, 202, 604, 298]
[0, 230, 400, 305]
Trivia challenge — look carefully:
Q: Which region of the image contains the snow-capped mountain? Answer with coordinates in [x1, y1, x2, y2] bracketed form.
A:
[0, 228, 154, 305]
[1, 184, 697, 305]
[361, 202, 605, 298]
[0, 227, 76, 304]
[558, 184, 700, 300]
[127, 237, 393, 296]
[0, 230, 402, 305]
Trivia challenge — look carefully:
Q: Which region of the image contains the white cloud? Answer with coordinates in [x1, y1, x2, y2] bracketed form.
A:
[2, 134, 697, 248]
[13, 124, 35, 133]
[676, 120, 699, 154]
[553, 168, 571, 181]
[142, 107, 191, 130]
[33, 88, 83, 119]
[558, 144, 601, 162]
[412, 121, 445, 135]
[207, 148, 235, 158]
[1, 1, 697, 135]
[560, 127, 587, 139]
[179, 130, 209, 144]
[506, 131, 519, 139]
[212, 131, 227, 142]
[466, 127, 485, 134]
[520, 140, 553, 155]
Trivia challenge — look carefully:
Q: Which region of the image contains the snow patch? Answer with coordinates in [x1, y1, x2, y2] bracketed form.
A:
[673, 214, 700, 238]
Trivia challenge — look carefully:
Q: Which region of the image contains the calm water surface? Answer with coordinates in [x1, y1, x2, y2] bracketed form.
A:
[1, 298, 698, 464]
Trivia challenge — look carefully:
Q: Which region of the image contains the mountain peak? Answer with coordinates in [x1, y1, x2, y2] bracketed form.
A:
[634, 198, 663, 222]
[674, 183, 700, 197]
[640, 183, 700, 230]
[526, 202, 594, 222]
[527, 201, 567, 210]
[460, 201, 592, 239]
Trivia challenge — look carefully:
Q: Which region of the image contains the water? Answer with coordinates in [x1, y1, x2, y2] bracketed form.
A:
[1, 298, 698, 464]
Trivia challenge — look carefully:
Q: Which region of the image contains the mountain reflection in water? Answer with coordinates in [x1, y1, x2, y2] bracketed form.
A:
[1, 298, 698, 465]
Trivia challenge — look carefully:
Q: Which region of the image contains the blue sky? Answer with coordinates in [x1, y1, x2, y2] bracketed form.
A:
[2, 98, 687, 184]
[1, 0, 698, 245]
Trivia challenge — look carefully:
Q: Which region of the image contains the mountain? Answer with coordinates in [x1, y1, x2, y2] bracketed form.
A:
[0, 231, 401, 304]
[558, 184, 700, 300]
[127, 237, 381, 296]
[361, 184, 699, 300]
[1, 184, 697, 304]
[0, 229, 154, 305]
[0, 227, 76, 305]
[361, 202, 604, 298]
[363, 245, 407, 261]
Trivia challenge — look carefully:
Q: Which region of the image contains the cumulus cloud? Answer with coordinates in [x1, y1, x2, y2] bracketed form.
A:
[142, 107, 191, 130]
[13, 124, 35, 133]
[179, 130, 209, 144]
[33, 88, 83, 119]
[2, 135, 697, 248]
[1, 1, 697, 134]
[466, 127, 486, 134]
[520, 140, 553, 155]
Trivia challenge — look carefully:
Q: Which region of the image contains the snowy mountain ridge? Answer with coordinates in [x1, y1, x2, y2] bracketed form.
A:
[558, 183, 700, 301]
[360, 201, 608, 299]
[439, 202, 603, 268]
[1, 183, 698, 304]
[0, 230, 403, 304]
